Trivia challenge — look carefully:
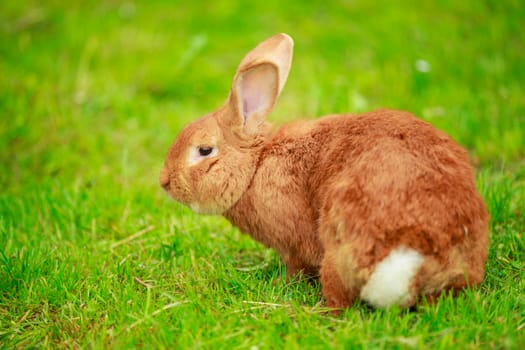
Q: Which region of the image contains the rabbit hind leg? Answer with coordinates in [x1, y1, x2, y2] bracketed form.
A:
[319, 250, 360, 310]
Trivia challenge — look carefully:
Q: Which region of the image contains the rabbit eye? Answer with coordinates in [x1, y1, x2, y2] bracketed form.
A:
[198, 146, 214, 156]
[188, 145, 217, 166]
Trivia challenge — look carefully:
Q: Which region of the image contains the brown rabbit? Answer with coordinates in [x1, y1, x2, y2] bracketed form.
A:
[159, 33, 489, 309]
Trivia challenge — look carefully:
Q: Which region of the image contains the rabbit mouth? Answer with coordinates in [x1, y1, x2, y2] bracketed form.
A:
[163, 176, 223, 215]
[159, 167, 170, 190]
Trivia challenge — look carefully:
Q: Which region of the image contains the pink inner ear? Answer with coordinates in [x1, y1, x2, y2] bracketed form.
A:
[243, 100, 249, 123]
[239, 64, 276, 125]
[242, 92, 263, 123]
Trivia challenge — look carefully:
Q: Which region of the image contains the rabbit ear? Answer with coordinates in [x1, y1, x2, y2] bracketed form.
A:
[227, 33, 293, 136]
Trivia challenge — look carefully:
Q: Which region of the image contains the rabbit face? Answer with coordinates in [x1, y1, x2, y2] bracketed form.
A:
[160, 107, 260, 215]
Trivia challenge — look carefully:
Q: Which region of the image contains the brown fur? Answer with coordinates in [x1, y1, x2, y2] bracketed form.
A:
[160, 34, 489, 309]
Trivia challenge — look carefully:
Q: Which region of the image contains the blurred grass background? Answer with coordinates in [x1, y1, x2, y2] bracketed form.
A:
[1, 0, 524, 191]
[1, 0, 524, 348]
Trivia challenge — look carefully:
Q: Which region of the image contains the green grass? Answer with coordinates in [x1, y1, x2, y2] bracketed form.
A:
[1, 0, 524, 348]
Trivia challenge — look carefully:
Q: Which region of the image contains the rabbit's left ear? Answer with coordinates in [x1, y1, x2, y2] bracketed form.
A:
[226, 33, 293, 135]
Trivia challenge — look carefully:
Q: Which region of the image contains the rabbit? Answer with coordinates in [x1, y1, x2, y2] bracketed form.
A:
[159, 33, 489, 309]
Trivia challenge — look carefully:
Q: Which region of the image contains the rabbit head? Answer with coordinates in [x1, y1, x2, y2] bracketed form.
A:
[160, 33, 294, 214]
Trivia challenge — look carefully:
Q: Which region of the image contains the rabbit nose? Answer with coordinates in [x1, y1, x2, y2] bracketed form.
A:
[159, 167, 170, 190]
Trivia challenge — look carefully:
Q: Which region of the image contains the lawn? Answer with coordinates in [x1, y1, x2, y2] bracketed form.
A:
[1, 0, 524, 348]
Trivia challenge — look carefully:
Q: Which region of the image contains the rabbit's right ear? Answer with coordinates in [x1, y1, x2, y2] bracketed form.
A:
[225, 33, 293, 136]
